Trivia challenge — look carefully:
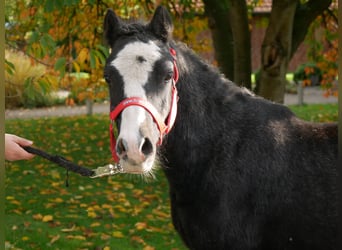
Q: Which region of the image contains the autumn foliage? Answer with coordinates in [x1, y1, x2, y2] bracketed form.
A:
[306, 7, 338, 97]
[5, 0, 211, 106]
[5, 0, 338, 107]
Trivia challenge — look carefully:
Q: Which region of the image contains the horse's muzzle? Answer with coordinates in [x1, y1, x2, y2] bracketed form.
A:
[116, 136, 154, 164]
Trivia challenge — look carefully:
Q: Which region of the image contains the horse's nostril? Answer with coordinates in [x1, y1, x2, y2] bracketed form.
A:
[117, 137, 153, 160]
[141, 137, 153, 156]
[116, 138, 128, 156]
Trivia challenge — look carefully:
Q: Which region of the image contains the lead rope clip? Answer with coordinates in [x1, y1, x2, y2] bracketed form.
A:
[90, 163, 124, 178]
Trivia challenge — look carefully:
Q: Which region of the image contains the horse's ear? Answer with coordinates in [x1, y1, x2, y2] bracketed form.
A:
[104, 9, 122, 47]
[148, 6, 173, 42]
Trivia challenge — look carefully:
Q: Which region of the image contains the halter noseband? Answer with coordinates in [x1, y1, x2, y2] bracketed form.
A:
[109, 48, 179, 162]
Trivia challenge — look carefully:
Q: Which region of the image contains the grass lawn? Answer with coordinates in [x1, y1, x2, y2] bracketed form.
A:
[288, 103, 338, 122]
[5, 103, 337, 250]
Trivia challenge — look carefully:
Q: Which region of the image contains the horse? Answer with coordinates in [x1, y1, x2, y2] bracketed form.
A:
[103, 6, 337, 250]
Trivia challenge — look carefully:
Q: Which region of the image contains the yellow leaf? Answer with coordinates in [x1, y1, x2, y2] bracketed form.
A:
[101, 233, 111, 240]
[87, 210, 97, 218]
[22, 236, 30, 241]
[101, 204, 112, 209]
[147, 226, 163, 233]
[92, 205, 101, 210]
[144, 194, 158, 200]
[133, 189, 144, 196]
[42, 215, 53, 222]
[73, 61, 81, 73]
[90, 222, 101, 227]
[45, 203, 55, 209]
[53, 197, 64, 203]
[50, 170, 60, 179]
[112, 231, 124, 238]
[61, 224, 76, 232]
[32, 213, 43, 220]
[113, 205, 127, 213]
[66, 235, 86, 240]
[77, 48, 89, 64]
[125, 183, 134, 189]
[143, 246, 155, 250]
[103, 247, 111, 250]
[131, 235, 145, 244]
[49, 234, 60, 244]
[12, 209, 22, 215]
[152, 209, 169, 219]
[135, 222, 147, 231]
[10, 200, 21, 205]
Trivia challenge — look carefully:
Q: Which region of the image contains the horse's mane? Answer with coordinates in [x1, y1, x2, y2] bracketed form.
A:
[119, 22, 149, 38]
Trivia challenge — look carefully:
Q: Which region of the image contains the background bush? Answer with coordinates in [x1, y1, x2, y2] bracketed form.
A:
[5, 49, 58, 108]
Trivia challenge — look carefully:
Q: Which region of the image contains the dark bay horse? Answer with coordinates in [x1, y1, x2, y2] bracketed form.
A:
[103, 6, 337, 250]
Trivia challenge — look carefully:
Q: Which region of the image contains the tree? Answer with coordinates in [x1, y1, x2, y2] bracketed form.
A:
[6, 0, 337, 107]
[257, 0, 334, 103]
[306, 6, 338, 97]
[197, 0, 335, 103]
[5, 0, 154, 110]
[202, 0, 251, 89]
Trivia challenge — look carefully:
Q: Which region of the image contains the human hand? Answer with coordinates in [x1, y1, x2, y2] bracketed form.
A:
[5, 133, 35, 161]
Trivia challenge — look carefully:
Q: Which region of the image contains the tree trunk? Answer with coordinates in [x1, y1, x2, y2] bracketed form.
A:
[256, 0, 332, 103]
[228, 0, 251, 89]
[203, 0, 234, 81]
[257, 0, 297, 103]
[202, 0, 332, 101]
[203, 0, 251, 88]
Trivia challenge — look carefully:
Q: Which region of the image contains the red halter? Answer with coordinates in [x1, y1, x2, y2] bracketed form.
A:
[109, 48, 179, 162]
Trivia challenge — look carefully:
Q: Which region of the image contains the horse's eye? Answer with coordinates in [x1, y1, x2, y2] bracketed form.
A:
[164, 72, 173, 83]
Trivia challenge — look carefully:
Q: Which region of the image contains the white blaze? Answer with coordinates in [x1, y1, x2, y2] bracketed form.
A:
[111, 41, 161, 98]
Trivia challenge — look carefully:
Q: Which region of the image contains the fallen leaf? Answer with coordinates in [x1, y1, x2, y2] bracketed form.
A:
[152, 209, 169, 219]
[101, 233, 111, 240]
[87, 210, 97, 218]
[135, 222, 147, 231]
[49, 234, 60, 244]
[42, 215, 54, 222]
[51, 197, 64, 203]
[101, 204, 113, 209]
[66, 235, 86, 240]
[143, 246, 155, 250]
[90, 222, 101, 227]
[131, 235, 145, 244]
[61, 224, 76, 232]
[10, 200, 21, 206]
[112, 231, 124, 238]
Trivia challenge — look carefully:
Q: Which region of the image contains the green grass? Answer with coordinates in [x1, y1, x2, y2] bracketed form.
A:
[5, 104, 337, 250]
[5, 115, 185, 250]
[251, 73, 294, 84]
[288, 103, 338, 122]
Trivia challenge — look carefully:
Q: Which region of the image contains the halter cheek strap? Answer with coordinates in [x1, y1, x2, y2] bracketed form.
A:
[109, 48, 179, 162]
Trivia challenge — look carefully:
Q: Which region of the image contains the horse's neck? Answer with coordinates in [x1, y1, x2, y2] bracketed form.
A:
[161, 45, 241, 178]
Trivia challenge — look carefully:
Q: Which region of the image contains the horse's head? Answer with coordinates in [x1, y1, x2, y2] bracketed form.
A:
[103, 6, 178, 174]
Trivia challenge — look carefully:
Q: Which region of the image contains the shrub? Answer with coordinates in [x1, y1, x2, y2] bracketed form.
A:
[293, 62, 322, 86]
[5, 49, 58, 108]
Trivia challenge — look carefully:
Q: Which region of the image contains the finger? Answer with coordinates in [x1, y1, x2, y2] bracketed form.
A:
[14, 136, 33, 147]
